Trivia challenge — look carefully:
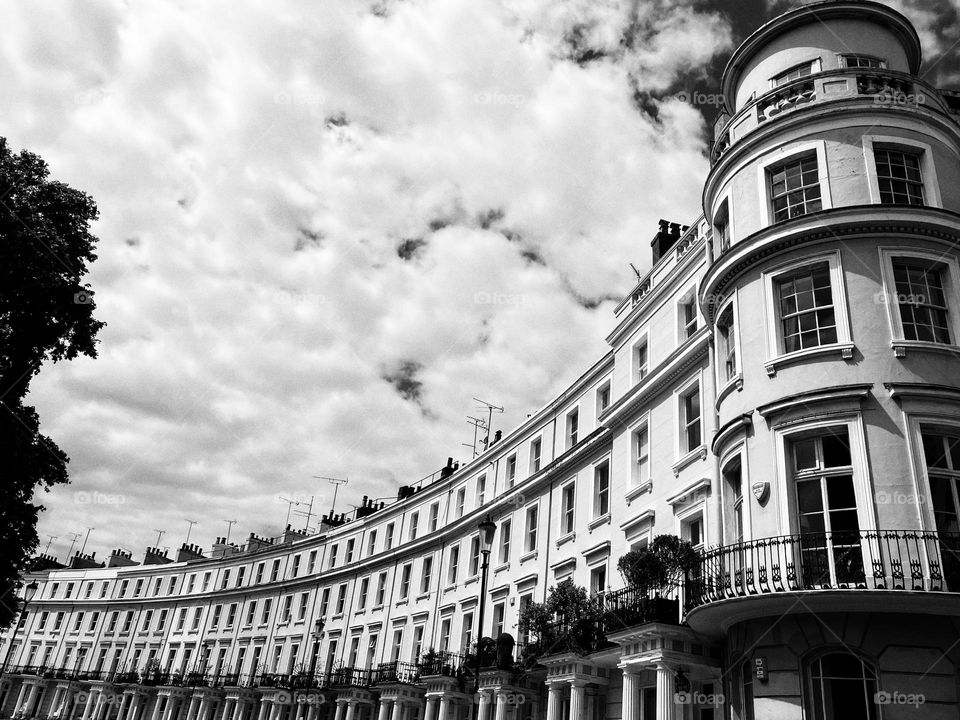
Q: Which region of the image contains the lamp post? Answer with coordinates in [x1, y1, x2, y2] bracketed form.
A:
[308, 618, 325, 684]
[0, 581, 39, 678]
[473, 515, 497, 696]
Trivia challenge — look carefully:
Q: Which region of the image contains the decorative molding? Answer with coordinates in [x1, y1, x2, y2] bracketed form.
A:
[671, 445, 708, 477]
[885, 383, 960, 403]
[550, 557, 577, 575]
[581, 541, 611, 562]
[757, 383, 873, 420]
[620, 510, 656, 540]
[587, 514, 611, 533]
[712, 413, 753, 455]
[665, 478, 711, 507]
[625, 482, 652, 505]
[764, 342, 856, 376]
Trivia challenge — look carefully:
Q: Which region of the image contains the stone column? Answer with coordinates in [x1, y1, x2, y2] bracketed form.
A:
[304, 705, 317, 720]
[24, 683, 42, 716]
[231, 701, 245, 720]
[268, 702, 283, 720]
[476, 692, 491, 720]
[494, 691, 509, 720]
[545, 685, 561, 720]
[130, 695, 143, 720]
[376, 700, 390, 720]
[219, 700, 233, 720]
[568, 682, 585, 720]
[621, 671, 639, 720]
[343, 701, 356, 720]
[436, 696, 451, 720]
[655, 664, 674, 720]
[389, 700, 403, 720]
[13, 683, 30, 717]
[161, 697, 179, 720]
[255, 701, 269, 720]
[115, 695, 129, 720]
[149, 697, 164, 720]
[422, 698, 437, 720]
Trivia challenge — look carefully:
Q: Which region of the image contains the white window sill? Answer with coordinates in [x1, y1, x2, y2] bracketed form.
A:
[494, 562, 510, 573]
[556, 531, 576, 548]
[520, 550, 538, 564]
[465, 576, 479, 586]
[716, 374, 743, 407]
[443, 584, 457, 593]
[764, 342, 855, 376]
[395, 599, 408, 607]
[672, 445, 707, 476]
[625, 482, 652, 505]
[892, 340, 960, 358]
[587, 514, 611, 532]
[416, 592, 431, 602]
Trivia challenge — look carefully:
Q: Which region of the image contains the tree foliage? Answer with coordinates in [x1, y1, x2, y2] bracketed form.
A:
[617, 534, 699, 592]
[0, 137, 104, 628]
[518, 578, 604, 658]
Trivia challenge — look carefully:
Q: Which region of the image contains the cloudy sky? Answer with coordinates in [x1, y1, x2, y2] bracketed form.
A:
[5, 0, 959, 563]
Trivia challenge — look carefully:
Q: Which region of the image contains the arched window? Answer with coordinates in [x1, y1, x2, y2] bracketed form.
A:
[808, 652, 878, 720]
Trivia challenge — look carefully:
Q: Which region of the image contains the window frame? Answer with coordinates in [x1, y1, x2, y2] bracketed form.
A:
[530, 437, 542, 474]
[863, 135, 940, 208]
[838, 53, 886, 69]
[630, 416, 652, 495]
[769, 58, 821, 88]
[713, 195, 732, 254]
[676, 284, 700, 343]
[565, 407, 579, 449]
[560, 480, 576, 536]
[878, 247, 960, 354]
[632, 334, 649, 384]
[593, 460, 611, 520]
[715, 291, 743, 397]
[676, 377, 704, 459]
[757, 141, 832, 227]
[762, 250, 853, 373]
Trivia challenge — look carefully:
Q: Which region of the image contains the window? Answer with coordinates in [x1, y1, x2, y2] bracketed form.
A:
[116, 581, 125, 598]
[281, 595, 292, 622]
[421, 557, 433, 594]
[680, 382, 702, 453]
[679, 293, 698, 340]
[769, 154, 822, 222]
[771, 60, 815, 87]
[492, 603, 505, 638]
[409, 513, 419, 540]
[366, 532, 377, 556]
[518, 595, 532, 644]
[211, 606, 222, 629]
[920, 429, 960, 586]
[633, 338, 649, 383]
[346, 539, 355, 563]
[385, 523, 395, 550]
[429, 502, 440, 532]
[298, 593, 309, 621]
[714, 199, 731, 253]
[190, 608, 201, 631]
[102, 581, 110, 598]
[73, 613, 84, 632]
[439, 619, 451, 652]
[261, 599, 272, 625]
[448, 545, 460, 585]
[358, 578, 369, 610]
[633, 424, 650, 488]
[561, 482, 575, 535]
[566, 409, 579, 448]
[530, 438, 542, 474]
[391, 629, 403, 662]
[594, 462, 610, 518]
[525, 506, 538, 552]
[469, 537, 481, 576]
[723, 456, 745, 544]
[335, 584, 347, 614]
[840, 54, 885, 69]
[791, 428, 864, 587]
[774, 262, 837, 353]
[157, 609, 167, 632]
[506, 455, 517, 488]
[329, 545, 339, 568]
[307, 551, 317, 574]
[590, 566, 607, 596]
[892, 258, 952, 343]
[400, 564, 412, 599]
[270, 560, 280, 582]
[461, 611, 474, 652]
[411, 625, 425, 662]
[375, 572, 387, 606]
[475, 476, 486, 507]
[202, 573, 211, 592]
[290, 557, 300, 578]
[455, 488, 466, 518]
[133, 579, 143, 597]
[596, 383, 611, 419]
[246, 602, 257, 626]
[716, 302, 739, 383]
[186, 575, 196, 594]
[255, 563, 264, 584]
[38, 611, 48, 631]
[319, 589, 330, 617]
[499, 519, 511, 564]
[874, 148, 924, 205]
[682, 514, 704, 550]
[807, 653, 878, 720]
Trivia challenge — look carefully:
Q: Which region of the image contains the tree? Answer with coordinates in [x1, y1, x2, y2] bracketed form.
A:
[617, 534, 699, 592]
[0, 137, 104, 629]
[518, 578, 604, 658]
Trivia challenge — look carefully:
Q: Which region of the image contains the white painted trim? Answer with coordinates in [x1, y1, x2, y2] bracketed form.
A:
[755, 139, 832, 228]
[862, 134, 942, 208]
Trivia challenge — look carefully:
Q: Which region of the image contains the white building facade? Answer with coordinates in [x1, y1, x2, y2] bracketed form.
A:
[4, 2, 960, 719]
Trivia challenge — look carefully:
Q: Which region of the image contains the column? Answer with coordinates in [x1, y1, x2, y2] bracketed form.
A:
[493, 691, 507, 720]
[545, 685, 561, 720]
[333, 701, 346, 720]
[621, 671, 639, 720]
[304, 704, 317, 720]
[436, 696, 451, 720]
[25, 683, 42, 716]
[197, 699, 210, 720]
[376, 700, 390, 720]
[568, 682, 585, 720]
[256, 701, 270, 720]
[219, 700, 233, 720]
[161, 697, 178, 720]
[343, 701, 356, 720]
[389, 700, 402, 720]
[129, 695, 143, 720]
[232, 701, 245, 720]
[476, 692, 490, 720]
[13, 683, 29, 717]
[655, 664, 674, 720]
[116, 695, 130, 720]
[422, 698, 437, 720]
[268, 702, 283, 720]
[149, 697, 165, 720]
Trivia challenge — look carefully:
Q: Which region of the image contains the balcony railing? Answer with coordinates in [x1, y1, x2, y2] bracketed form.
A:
[371, 660, 420, 686]
[328, 666, 369, 688]
[419, 651, 466, 678]
[600, 586, 681, 634]
[711, 68, 948, 164]
[686, 530, 960, 611]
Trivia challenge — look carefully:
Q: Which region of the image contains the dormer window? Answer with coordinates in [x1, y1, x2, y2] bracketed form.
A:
[771, 59, 818, 87]
[840, 54, 885, 69]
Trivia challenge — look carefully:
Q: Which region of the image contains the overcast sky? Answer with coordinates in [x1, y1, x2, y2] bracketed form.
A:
[5, 0, 958, 563]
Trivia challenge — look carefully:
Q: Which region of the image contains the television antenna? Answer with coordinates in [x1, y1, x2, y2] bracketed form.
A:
[313, 477, 349, 517]
[292, 496, 316, 531]
[463, 416, 487, 459]
[278, 497, 301, 527]
[473, 397, 504, 451]
[153, 529, 166, 547]
[184, 519, 198, 545]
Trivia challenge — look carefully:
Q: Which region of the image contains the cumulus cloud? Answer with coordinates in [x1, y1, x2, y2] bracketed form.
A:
[1, 0, 730, 559]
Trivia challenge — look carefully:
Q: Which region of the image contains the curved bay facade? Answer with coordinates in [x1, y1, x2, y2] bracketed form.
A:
[4, 2, 960, 719]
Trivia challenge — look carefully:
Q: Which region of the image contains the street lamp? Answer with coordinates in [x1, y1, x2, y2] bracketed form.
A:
[0, 581, 39, 678]
[473, 515, 497, 694]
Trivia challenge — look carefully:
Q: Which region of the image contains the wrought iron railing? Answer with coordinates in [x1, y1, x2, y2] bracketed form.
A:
[371, 660, 420, 685]
[327, 666, 368, 688]
[685, 530, 960, 611]
[419, 651, 466, 678]
[600, 585, 681, 634]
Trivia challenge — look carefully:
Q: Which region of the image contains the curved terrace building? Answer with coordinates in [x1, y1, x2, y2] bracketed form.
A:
[4, 2, 960, 719]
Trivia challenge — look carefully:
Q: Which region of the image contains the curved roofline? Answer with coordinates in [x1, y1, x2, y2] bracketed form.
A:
[721, 0, 922, 112]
